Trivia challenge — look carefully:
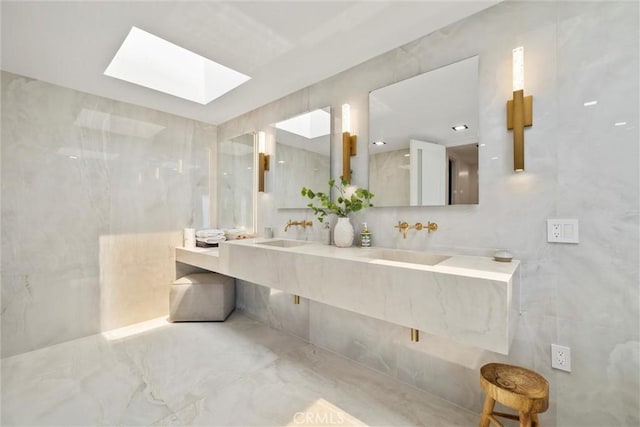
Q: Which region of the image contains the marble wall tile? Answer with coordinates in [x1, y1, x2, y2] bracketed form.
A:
[236, 280, 310, 342]
[216, 1, 639, 425]
[309, 302, 401, 378]
[1, 71, 213, 357]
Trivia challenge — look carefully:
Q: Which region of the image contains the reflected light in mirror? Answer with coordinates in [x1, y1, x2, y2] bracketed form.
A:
[74, 108, 166, 139]
[275, 109, 330, 139]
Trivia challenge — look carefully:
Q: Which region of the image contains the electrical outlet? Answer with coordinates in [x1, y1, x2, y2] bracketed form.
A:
[547, 219, 579, 243]
[551, 344, 571, 372]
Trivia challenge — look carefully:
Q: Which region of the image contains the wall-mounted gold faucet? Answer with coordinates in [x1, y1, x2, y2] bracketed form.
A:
[394, 221, 438, 239]
[394, 221, 410, 238]
[284, 220, 313, 232]
[424, 221, 438, 233]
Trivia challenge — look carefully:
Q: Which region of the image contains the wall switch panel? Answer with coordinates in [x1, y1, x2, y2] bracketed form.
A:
[547, 219, 579, 243]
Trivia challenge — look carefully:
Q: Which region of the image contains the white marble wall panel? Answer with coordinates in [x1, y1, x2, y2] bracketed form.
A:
[1, 71, 213, 356]
[236, 280, 310, 341]
[217, 1, 639, 425]
[553, 2, 640, 425]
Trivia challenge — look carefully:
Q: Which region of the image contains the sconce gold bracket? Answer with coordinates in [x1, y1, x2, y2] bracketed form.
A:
[293, 295, 300, 304]
[411, 328, 419, 342]
[258, 152, 270, 192]
[342, 132, 357, 183]
[506, 93, 533, 129]
[507, 90, 533, 171]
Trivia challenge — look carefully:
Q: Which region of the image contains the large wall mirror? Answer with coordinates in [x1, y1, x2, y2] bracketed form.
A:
[272, 107, 331, 209]
[217, 133, 255, 230]
[369, 56, 479, 207]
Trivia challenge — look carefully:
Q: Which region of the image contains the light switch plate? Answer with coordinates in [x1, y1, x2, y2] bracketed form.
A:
[547, 219, 579, 243]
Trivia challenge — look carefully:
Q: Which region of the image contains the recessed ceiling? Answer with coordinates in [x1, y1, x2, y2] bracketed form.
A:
[0, 1, 499, 126]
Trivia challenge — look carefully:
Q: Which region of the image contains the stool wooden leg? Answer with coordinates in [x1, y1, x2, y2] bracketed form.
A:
[532, 413, 539, 427]
[519, 411, 532, 427]
[479, 395, 495, 427]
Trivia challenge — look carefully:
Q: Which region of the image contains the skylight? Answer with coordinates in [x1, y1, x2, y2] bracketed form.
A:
[104, 27, 250, 105]
[275, 109, 330, 139]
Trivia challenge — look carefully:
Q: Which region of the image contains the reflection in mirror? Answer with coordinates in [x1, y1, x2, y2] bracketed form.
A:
[217, 133, 254, 230]
[369, 56, 479, 207]
[273, 107, 331, 209]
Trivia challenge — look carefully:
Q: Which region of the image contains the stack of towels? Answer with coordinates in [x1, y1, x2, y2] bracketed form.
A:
[195, 229, 226, 247]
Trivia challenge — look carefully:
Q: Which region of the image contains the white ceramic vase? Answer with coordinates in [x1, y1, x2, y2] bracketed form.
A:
[333, 217, 354, 247]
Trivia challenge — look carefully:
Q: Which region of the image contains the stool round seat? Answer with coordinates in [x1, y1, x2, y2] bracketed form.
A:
[479, 363, 549, 427]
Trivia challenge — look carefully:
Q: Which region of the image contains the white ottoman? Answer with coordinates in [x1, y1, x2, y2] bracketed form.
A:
[170, 273, 235, 322]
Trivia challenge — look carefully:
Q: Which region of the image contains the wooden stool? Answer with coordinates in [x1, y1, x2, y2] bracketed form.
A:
[479, 363, 549, 427]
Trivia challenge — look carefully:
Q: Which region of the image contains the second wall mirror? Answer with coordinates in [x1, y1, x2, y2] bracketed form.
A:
[369, 56, 479, 207]
[218, 132, 255, 231]
[272, 107, 331, 209]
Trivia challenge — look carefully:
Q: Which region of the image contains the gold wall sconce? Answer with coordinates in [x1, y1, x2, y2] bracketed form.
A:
[411, 328, 419, 342]
[507, 46, 532, 172]
[258, 131, 270, 192]
[293, 295, 300, 304]
[342, 104, 357, 183]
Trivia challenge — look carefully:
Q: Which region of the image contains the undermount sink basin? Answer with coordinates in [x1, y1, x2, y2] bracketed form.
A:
[363, 248, 450, 266]
[257, 239, 310, 248]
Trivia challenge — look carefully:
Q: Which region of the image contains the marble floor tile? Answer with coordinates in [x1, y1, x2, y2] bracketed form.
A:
[2, 311, 476, 426]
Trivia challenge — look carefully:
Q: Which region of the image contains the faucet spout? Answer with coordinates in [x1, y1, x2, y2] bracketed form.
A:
[284, 220, 313, 232]
[394, 221, 410, 239]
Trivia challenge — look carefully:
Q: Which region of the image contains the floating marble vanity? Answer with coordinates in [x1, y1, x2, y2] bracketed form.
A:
[176, 239, 520, 355]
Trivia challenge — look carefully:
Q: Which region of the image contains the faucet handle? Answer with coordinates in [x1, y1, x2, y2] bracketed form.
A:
[394, 221, 409, 230]
[426, 221, 438, 233]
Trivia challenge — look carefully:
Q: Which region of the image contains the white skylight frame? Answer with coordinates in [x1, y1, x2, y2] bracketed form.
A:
[104, 26, 250, 105]
[275, 109, 331, 139]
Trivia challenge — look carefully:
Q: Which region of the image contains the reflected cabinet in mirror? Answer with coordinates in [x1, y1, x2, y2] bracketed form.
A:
[218, 133, 255, 230]
[273, 107, 331, 209]
[369, 56, 479, 207]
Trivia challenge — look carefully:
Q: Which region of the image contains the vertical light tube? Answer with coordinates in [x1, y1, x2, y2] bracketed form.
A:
[341, 104, 351, 134]
[512, 46, 524, 92]
[258, 131, 269, 192]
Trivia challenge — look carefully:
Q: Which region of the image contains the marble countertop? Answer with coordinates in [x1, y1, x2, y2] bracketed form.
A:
[222, 238, 520, 280]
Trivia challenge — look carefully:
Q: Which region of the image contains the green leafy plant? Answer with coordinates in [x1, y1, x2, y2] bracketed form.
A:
[301, 177, 374, 223]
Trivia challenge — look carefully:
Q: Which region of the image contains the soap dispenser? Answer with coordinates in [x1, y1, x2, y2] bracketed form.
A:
[360, 222, 372, 248]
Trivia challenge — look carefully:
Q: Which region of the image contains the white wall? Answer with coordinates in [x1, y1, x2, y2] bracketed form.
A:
[1, 71, 214, 357]
[219, 2, 639, 425]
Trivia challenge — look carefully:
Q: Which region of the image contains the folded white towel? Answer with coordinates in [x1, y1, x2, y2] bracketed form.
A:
[196, 236, 227, 244]
[196, 229, 225, 238]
